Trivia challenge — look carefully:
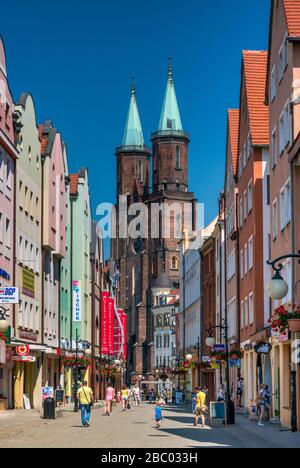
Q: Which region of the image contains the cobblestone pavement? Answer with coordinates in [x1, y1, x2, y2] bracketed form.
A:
[0, 403, 300, 448]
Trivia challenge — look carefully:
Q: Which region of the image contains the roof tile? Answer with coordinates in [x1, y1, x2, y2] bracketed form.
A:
[243, 51, 269, 146]
[228, 109, 240, 176]
[283, 0, 300, 36]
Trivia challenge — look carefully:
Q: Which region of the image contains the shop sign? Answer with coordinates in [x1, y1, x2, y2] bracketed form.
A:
[202, 356, 211, 363]
[72, 281, 81, 322]
[12, 356, 36, 363]
[243, 344, 253, 352]
[0, 269, 10, 281]
[16, 345, 30, 357]
[0, 287, 19, 304]
[214, 344, 226, 353]
[19, 330, 38, 342]
[22, 269, 35, 298]
[254, 342, 272, 355]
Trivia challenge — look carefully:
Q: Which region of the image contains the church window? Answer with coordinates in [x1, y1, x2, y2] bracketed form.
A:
[137, 160, 143, 183]
[171, 256, 178, 270]
[176, 147, 181, 169]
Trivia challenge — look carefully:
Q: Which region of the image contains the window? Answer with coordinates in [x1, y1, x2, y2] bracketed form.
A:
[238, 154, 242, 178]
[271, 66, 276, 101]
[280, 186, 285, 231]
[247, 133, 252, 159]
[227, 249, 236, 282]
[279, 45, 284, 82]
[279, 35, 288, 81]
[272, 128, 277, 168]
[284, 101, 291, 148]
[249, 293, 254, 324]
[176, 147, 181, 170]
[164, 314, 171, 326]
[137, 160, 143, 183]
[241, 301, 244, 329]
[272, 199, 278, 240]
[245, 297, 249, 327]
[239, 198, 243, 228]
[248, 180, 253, 213]
[240, 249, 244, 279]
[285, 179, 291, 226]
[244, 243, 248, 275]
[171, 256, 178, 270]
[243, 191, 247, 221]
[243, 144, 247, 168]
[279, 112, 285, 155]
[248, 236, 253, 270]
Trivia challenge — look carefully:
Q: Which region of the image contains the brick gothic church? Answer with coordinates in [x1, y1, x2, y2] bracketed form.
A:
[111, 64, 196, 380]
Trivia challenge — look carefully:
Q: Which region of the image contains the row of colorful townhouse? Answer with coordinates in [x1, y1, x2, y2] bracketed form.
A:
[209, 0, 300, 430]
[0, 36, 107, 412]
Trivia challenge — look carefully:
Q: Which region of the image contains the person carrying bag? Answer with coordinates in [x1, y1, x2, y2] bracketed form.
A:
[77, 381, 94, 428]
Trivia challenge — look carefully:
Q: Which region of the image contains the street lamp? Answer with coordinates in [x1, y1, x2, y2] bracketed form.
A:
[267, 251, 300, 433]
[185, 354, 193, 363]
[206, 321, 235, 425]
[0, 307, 9, 333]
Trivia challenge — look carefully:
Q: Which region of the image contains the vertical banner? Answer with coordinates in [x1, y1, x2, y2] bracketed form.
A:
[72, 281, 81, 322]
[120, 310, 127, 361]
[115, 309, 123, 356]
[101, 291, 109, 355]
[107, 298, 115, 356]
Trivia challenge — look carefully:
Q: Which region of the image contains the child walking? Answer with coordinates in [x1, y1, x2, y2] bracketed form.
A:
[155, 400, 163, 428]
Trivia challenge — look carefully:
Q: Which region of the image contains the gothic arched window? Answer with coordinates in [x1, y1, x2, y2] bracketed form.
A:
[171, 256, 178, 270]
[137, 160, 143, 183]
[176, 146, 181, 170]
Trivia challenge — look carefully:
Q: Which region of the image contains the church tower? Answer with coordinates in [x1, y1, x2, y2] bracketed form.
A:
[149, 63, 196, 283]
[111, 82, 152, 380]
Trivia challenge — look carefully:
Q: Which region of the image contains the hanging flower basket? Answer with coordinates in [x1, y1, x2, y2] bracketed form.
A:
[0, 332, 9, 343]
[63, 356, 92, 368]
[229, 349, 242, 359]
[269, 304, 300, 334]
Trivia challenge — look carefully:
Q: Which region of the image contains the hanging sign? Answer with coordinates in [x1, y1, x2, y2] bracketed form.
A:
[107, 298, 115, 356]
[120, 310, 127, 360]
[101, 292, 109, 355]
[72, 281, 81, 322]
[16, 345, 30, 357]
[12, 356, 36, 363]
[254, 342, 272, 355]
[0, 287, 19, 304]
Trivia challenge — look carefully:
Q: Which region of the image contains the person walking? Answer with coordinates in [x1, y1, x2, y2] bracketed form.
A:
[133, 384, 141, 407]
[258, 384, 271, 426]
[121, 385, 129, 412]
[154, 400, 163, 428]
[194, 387, 207, 429]
[77, 381, 93, 428]
[105, 382, 115, 416]
[236, 378, 244, 408]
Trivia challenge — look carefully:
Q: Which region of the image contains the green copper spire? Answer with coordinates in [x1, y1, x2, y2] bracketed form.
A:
[122, 78, 145, 147]
[158, 60, 183, 132]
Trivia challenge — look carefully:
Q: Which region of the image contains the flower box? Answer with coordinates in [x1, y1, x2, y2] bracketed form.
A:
[288, 319, 300, 333]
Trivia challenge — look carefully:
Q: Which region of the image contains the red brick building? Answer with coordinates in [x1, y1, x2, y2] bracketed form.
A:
[111, 67, 196, 380]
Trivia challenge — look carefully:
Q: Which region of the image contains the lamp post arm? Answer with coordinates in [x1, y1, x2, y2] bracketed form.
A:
[267, 252, 300, 272]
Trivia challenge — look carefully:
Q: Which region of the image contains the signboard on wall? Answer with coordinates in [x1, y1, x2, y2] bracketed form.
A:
[72, 281, 81, 322]
[0, 287, 19, 304]
[107, 298, 115, 356]
[22, 268, 35, 298]
[101, 292, 109, 355]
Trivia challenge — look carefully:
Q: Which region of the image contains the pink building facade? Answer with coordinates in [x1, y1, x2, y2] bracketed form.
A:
[0, 37, 18, 408]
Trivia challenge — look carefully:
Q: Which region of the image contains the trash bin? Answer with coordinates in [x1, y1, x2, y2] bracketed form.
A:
[43, 397, 56, 420]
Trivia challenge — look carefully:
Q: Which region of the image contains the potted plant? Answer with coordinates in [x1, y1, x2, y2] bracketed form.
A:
[269, 304, 300, 334]
[229, 349, 242, 360]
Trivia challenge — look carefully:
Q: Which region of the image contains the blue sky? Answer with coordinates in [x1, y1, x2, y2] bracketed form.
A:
[1, 0, 270, 255]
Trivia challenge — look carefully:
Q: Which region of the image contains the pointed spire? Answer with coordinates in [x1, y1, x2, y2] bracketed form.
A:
[158, 59, 183, 132]
[122, 77, 145, 147]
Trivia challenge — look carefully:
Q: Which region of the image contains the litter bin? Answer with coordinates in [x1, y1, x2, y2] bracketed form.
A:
[43, 397, 56, 420]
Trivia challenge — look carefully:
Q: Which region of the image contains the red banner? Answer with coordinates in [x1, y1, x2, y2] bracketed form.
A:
[107, 298, 115, 356]
[101, 291, 110, 355]
[120, 310, 127, 361]
[115, 309, 123, 356]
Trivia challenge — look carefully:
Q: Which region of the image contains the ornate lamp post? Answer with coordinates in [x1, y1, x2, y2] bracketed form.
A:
[267, 251, 300, 433]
